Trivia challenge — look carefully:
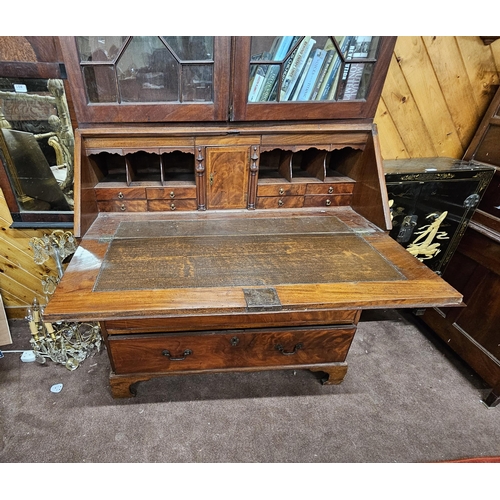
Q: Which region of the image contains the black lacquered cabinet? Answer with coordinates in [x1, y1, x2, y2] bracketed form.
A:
[384, 157, 494, 275]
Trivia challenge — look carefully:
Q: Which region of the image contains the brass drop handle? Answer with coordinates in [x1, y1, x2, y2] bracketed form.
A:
[170, 191, 175, 199]
[279, 188, 285, 196]
[278, 199, 284, 207]
[118, 192, 124, 199]
[170, 203, 176, 211]
[328, 186, 334, 194]
[162, 349, 192, 361]
[275, 343, 303, 355]
[120, 204, 126, 211]
[325, 199, 331, 206]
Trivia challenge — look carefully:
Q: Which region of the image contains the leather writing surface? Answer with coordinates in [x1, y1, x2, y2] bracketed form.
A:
[94, 216, 403, 292]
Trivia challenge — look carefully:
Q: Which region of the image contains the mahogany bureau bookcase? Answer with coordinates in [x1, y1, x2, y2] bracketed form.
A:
[43, 36, 462, 397]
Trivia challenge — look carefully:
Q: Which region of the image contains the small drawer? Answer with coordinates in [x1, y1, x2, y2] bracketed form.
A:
[256, 196, 304, 209]
[94, 187, 146, 201]
[146, 186, 197, 200]
[305, 183, 354, 195]
[148, 199, 198, 211]
[257, 183, 307, 197]
[97, 200, 148, 212]
[303, 194, 351, 208]
[108, 325, 356, 375]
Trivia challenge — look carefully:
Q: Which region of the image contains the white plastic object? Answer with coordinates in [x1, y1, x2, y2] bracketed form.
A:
[50, 383, 63, 393]
[20, 350, 36, 362]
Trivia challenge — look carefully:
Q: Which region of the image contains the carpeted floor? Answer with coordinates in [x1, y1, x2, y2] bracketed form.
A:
[0, 308, 498, 463]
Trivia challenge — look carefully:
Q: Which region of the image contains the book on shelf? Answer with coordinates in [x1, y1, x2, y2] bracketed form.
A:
[338, 36, 373, 101]
[268, 36, 301, 101]
[290, 53, 314, 100]
[257, 36, 296, 102]
[280, 36, 315, 101]
[315, 37, 347, 100]
[248, 51, 272, 102]
[310, 47, 335, 100]
[323, 36, 352, 101]
[294, 48, 327, 101]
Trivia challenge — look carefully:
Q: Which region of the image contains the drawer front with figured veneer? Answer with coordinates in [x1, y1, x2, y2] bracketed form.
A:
[303, 194, 352, 208]
[108, 325, 357, 374]
[148, 199, 198, 211]
[97, 200, 148, 212]
[256, 195, 304, 209]
[146, 186, 197, 200]
[94, 186, 147, 201]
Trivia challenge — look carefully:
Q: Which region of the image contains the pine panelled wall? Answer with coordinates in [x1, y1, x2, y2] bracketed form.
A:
[376, 36, 500, 159]
[0, 189, 57, 319]
[0, 36, 499, 321]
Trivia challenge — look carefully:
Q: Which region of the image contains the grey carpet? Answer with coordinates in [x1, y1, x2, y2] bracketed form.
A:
[1, 309, 498, 463]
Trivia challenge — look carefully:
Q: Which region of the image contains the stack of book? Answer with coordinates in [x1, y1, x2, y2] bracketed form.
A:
[248, 36, 374, 103]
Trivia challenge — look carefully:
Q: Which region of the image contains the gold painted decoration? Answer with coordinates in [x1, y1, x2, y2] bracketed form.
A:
[406, 211, 449, 261]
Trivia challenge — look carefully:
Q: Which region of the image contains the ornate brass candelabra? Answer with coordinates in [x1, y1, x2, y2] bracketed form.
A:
[26, 298, 101, 370]
[28, 230, 101, 370]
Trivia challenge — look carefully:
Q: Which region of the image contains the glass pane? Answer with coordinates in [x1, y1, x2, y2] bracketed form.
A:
[249, 36, 300, 102]
[162, 36, 213, 60]
[251, 36, 345, 103]
[82, 66, 117, 103]
[337, 37, 379, 101]
[76, 36, 127, 62]
[182, 65, 213, 102]
[280, 36, 339, 102]
[117, 36, 176, 102]
[249, 36, 381, 103]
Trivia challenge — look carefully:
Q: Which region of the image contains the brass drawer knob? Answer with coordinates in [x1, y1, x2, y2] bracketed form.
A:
[170, 203, 176, 211]
[328, 186, 334, 194]
[120, 204, 126, 211]
[279, 188, 285, 196]
[118, 192, 124, 199]
[170, 191, 175, 199]
[278, 199, 284, 207]
[325, 199, 331, 206]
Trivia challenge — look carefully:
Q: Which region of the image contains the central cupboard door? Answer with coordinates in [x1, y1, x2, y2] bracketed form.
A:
[206, 147, 251, 209]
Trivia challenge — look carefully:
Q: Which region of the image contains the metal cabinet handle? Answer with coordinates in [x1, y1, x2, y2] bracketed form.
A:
[275, 343, 303, 355]
[162, 349, 192, 361]
[170, 191, 175, 199]
[118, 192, 124, 199]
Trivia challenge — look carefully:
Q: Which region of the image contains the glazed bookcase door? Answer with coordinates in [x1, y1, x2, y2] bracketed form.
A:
[59, 36, 231, 124]
[231, 36, 396, 122]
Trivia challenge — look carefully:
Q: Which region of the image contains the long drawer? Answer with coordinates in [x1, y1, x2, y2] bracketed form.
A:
[108, 325, 356, 375]
[104, 309, 360, 335]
